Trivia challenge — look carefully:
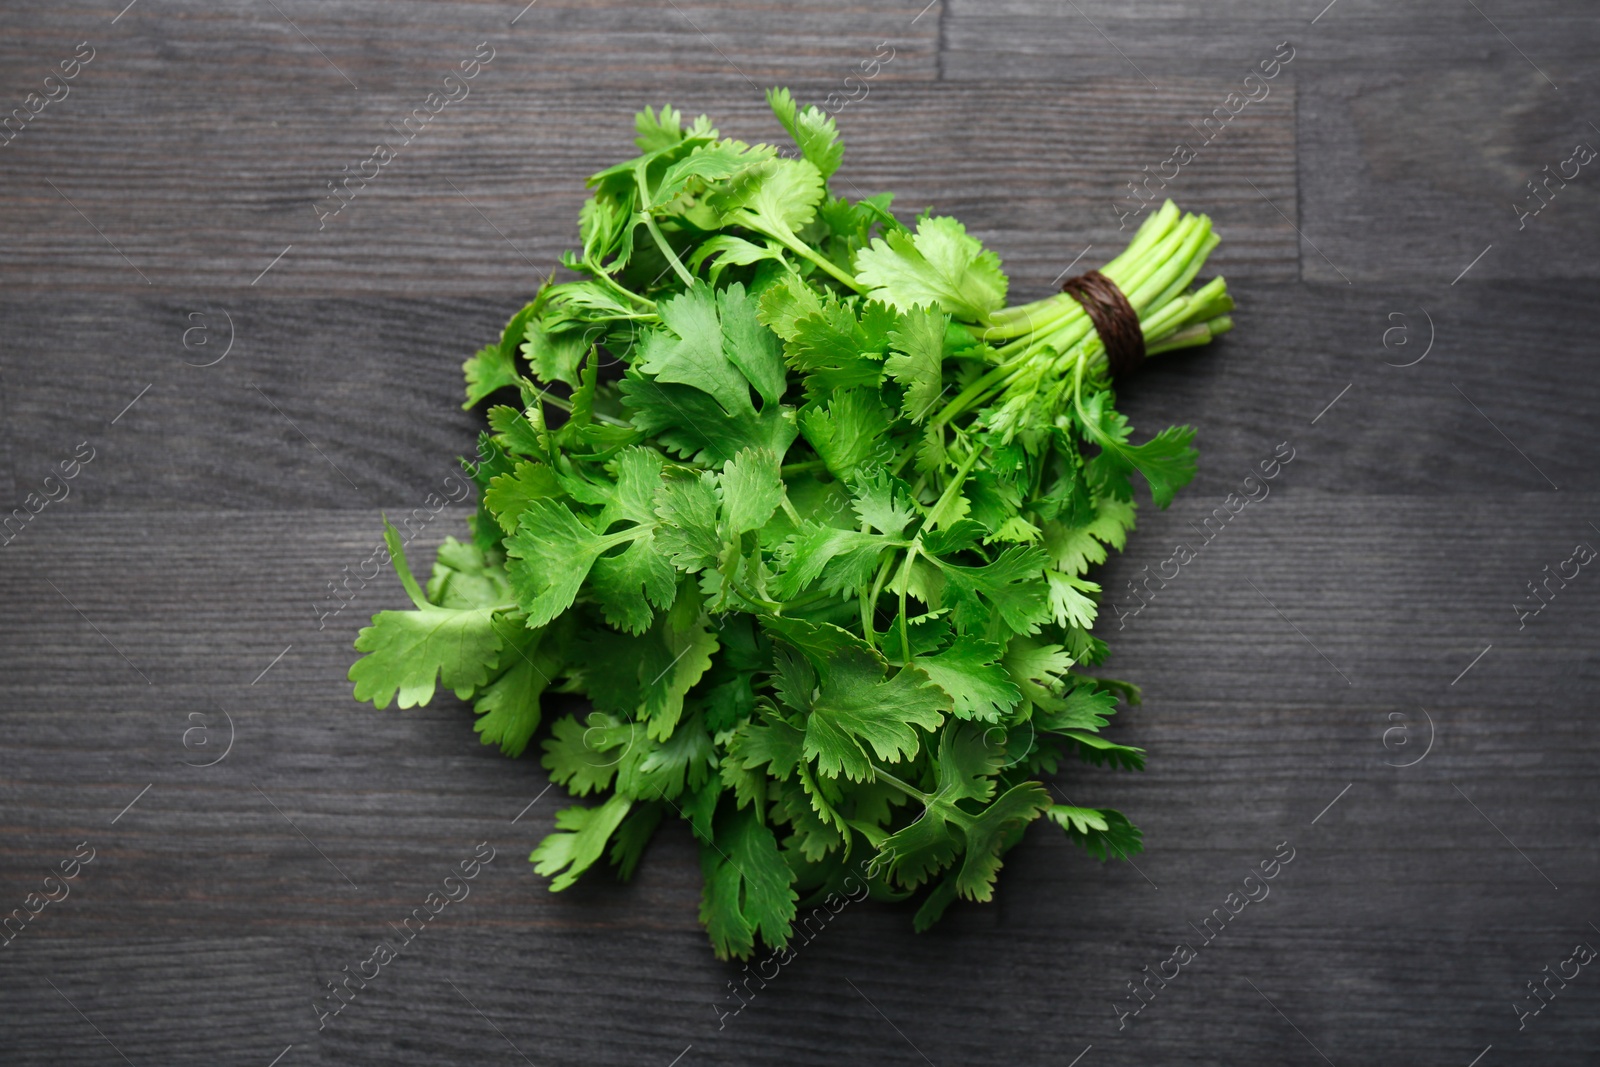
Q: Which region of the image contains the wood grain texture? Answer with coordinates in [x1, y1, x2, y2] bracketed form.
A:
[0, 78, 1296, 294]
[0, 0, 940, 90]
[1296, 67, 1600, 282]
[944, 0, 1600, 282]
[4, 279, 1595, 513]
[943, 0, 1595, 80]
[3, 0, 1600, 1064]
[1, 500, 1597, 1064]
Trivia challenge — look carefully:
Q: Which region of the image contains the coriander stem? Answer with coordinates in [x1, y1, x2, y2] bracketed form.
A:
[774, 232, 866, 293]
[535, 391, 632, 428]
[894, 542, 918, 664]
[862, 549, 898, 648]
[870, 763, 928, 802]
[585, 256, 659, 311]
[925, 440, 982, 529]
[634, 165, 696, 289]
[640, 212, 696, 288]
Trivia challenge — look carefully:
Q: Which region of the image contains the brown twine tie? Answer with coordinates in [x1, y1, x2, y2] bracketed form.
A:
[1061, 269, 1145, 379]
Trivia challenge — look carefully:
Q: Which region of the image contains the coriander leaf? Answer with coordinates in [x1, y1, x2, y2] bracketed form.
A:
[593, 446, 669, 530]
[775, 523, 895, 599]
[780, 294, 894, 397]
[798, 388, 890, 480]
[766, 87, 844, 179]
[543, 712, 633, 796]
[590, 533, 678, 634]
[1004, 631, 1072, 682]
[884, 304, 947, 423]
[1062, 729, 1146, 771]
[874, 723, 1000, 888]
[349, 519, 506, 709]
[796, 649, 948, 781]
[463, 343, 518, 408]
[927, 545, 1052, 638]
[610, 803, 665, 879]
[689, 234, 785, 285]
[717, 282, 789, 408]
[854, 215, 1008, 323]
[1047, 805, 1143, 861]
[634, 103, 686, 151]
[1035, 682, 1117, 733]
[1080, 391, 1197, 509]
[727, 713, 806, 783]
[532, 793, 634, 891]
[952, 780, 1052, 901]
[769, 639, 819, 709]
[699, 806, 798, 960]
[471, 618, 564, 757]
[618, 713, 718, 798]
[608, 806, 665, 883]
[1042, 522, 1108, 576]
[637, 589, 719, 741]
[483, 460, 562, 535]
[505, 500, 637, 627]
[719, 447, 785, 534]
[637, 284, 756, 416]
[1045, 570, 1100, 630]
[1088, 495, 1137, 552]
[349, 605, 503, 709]
[428, 536, 511, 609]
[877, 724, 1050, 902]
[653, 471, 724, 573]
[756, 270, 826, 342]
[521, 318, 590, 390]
[463, 301, 538, 407]
[620, 372, 798, 467]
[849, 469, 918, 538]
[647, 140, 772, 215]
[487, 404, 546, 459]
[913, 635, 1021, 723]
[713, 158, 827, 243]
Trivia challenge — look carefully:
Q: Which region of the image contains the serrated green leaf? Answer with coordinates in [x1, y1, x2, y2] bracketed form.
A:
[766, 87, 844, 179]
[913, 635, 1021, 723]
[855, 215, 1008, 323]
[1047, 804, 1144, 861]
[472, 618, 564, 756]
[699, 806, 799, 960]
[483, 460, 562, 535]
[884, 304, 947, 424]
[532, 794, 634, 891]
[349, 605, 503, 709]
[620, 372, 798, 467]
[796, 649, 948, 781]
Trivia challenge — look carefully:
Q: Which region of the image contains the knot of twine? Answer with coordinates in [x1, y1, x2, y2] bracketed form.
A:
[1060, 269, 1145, 379]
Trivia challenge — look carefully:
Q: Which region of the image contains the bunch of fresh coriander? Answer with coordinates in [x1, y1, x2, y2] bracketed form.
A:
[350, 88, 1232, 959]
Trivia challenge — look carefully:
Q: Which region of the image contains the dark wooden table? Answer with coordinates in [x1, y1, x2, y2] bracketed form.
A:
[2, 2, 1597, 1064]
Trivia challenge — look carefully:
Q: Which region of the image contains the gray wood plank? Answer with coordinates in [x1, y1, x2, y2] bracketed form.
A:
[3, 494, 1596, 876]
[944, 1, 1600, 281]
[1, 500, 1597, 1065]
[943, 0, 1593, 81]
[0, 295, 492, 511]
[3, 0, 1600, 1063]
[0, 0, 939, 92]
[4, 279, 1595, 513]
[0, 79, 1296, 295]
[1297, 67, 1600, 282]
